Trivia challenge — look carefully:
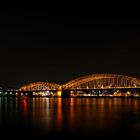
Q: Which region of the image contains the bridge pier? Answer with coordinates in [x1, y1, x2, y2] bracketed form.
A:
[61, 90, 71, 98]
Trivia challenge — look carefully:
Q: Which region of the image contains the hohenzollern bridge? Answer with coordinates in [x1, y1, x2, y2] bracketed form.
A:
[1, 74, 140, 97]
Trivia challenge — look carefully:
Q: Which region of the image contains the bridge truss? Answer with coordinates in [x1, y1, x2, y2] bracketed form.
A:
[62, 74, 140, 90]
[20, 82, 60, 91]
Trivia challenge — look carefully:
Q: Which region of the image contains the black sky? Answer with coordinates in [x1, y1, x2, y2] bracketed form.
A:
[0, 5, 140, 88]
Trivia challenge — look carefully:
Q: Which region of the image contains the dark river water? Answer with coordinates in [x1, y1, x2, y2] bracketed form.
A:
[0, 97, 140, 139]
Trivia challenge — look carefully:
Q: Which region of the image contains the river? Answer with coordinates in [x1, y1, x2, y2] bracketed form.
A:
[0, 97, 140, 139]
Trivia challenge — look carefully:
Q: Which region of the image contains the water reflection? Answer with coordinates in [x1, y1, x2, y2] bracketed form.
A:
[0, 97, 140, 138]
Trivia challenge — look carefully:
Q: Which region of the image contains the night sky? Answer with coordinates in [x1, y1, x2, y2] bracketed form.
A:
[0, 5, 140, 88]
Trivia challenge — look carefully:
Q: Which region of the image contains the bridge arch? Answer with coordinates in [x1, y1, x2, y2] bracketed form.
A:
[20, 82, 60, 91]
[62, 74, 140, 89]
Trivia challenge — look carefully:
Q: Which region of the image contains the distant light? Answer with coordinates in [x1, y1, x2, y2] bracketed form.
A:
[57, 91, 62, 97]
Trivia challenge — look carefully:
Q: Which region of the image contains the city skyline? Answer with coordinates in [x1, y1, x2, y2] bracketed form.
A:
[1, 73, 140, 89]
[1, 73, 140, 98]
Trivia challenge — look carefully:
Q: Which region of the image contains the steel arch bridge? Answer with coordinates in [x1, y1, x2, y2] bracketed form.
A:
[62, 74, 140, 90]
[20, 82, 60, 91]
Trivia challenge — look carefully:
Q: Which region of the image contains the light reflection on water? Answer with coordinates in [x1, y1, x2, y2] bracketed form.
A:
[0, 97, 140, 138]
